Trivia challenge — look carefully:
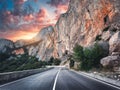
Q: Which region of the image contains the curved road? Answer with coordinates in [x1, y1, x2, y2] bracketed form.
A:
[0, 67, 120, 90]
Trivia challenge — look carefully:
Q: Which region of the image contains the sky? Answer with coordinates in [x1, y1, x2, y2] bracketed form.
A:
[0, 0, 69, 41]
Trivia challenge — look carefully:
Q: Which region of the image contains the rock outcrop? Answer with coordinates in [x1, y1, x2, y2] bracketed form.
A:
[0, 39, 14, 54]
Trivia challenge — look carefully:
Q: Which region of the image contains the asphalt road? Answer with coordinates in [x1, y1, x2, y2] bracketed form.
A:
[0, 67, 120, 90]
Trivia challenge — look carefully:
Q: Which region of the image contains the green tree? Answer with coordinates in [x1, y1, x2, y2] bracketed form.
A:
[53, 58, 61, 65]
[72, 43, 108, 71]
[73, 44, 84, 62]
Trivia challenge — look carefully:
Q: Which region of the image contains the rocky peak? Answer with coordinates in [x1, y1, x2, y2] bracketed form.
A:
[34, 26, 54, 41]
[0, 39, 14, 54]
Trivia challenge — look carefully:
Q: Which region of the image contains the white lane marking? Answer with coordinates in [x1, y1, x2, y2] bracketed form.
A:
[52, 68, 61, 90]
[72, 70, 120, 90]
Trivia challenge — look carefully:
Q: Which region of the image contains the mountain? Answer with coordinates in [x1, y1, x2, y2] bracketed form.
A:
[0, 39, 15, 61]
[0, 39, 14, 54]
[0, 0, 120, 67]
[27, 26, 55, 61]
[54, 0, 120, 57]
[53, 0, 120, 67]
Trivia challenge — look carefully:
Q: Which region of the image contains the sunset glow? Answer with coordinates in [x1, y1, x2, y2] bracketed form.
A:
[0, 0, 69, 41]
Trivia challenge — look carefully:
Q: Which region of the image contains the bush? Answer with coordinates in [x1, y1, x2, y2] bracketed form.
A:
[72, 43, 107, 71]
[0, 53, 10, 62]
[53, 58, 61, 65]
[95, 35, 102, 41]
[70, 59, 74, 68]
[0, 54, 48, 73]
[48, 56, 54, 65]
[103, 26, 110, 32]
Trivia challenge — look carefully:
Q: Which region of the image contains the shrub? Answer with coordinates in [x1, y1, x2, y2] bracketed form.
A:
[72, 43, 107, 71]
[0, 53, 10, 62]
[48, 56, 54, 65]
[95, 35, 102, 41]
[103, 26, 110, 32]
[70, 60, 75, 68]
[83, 43, 106, 69]
[53, 58, 61, 65]
[0, 54, 49, 73]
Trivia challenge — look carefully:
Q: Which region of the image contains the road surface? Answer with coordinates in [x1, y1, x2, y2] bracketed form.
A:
[0, 67, 120, 90]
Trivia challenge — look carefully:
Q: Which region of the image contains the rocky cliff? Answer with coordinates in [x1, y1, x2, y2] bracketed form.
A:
[54, 0, 120, 58]
[13, 26, 55, 61]
[0, 0, 120, 64]
[27, 26, 55, 61]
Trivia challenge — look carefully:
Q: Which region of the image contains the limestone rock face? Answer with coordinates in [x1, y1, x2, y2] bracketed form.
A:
[27, 26, 55, 61]
[0, 39, 14, 54]
[54, 0, 120, 58]
[101, 30, 114, 41]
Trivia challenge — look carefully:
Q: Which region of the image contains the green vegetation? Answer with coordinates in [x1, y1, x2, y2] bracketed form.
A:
[72, 43, 108, 71]
[0, 53, 10, 62]
[69, 59, 75, 68]
[95, 35, 102, 41]
[112, 28, 117, 32]
[73, 44, 84, 62]
[103, 26, 110, 32]
[0, 54, 61, 73]
[48, 56, 61, 65]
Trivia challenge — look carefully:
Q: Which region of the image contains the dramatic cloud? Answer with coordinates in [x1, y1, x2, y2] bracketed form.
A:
[47, 0, 69, 7]
[36, 8, 48, 23]
[0, 0, 70, 41]
[47, 0, 69, 21]
[13, 0, 26, 16]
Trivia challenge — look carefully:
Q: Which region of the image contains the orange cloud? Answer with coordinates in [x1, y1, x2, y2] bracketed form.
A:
[36, 8, 49, 23]
[57, 5, 68, 13]
[1, 23, 53, 42]
[24, 14, 34, 21]
[0, 1, 69, 41]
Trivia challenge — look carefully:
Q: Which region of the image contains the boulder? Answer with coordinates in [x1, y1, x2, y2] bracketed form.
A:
[101, 30, 114, 41]
[109, 32, 120, 53]
[100, 55, 120, 67]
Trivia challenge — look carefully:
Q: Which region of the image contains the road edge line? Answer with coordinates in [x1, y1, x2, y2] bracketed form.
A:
[52, 68, 61, 90]
[71, 70, 120, 90]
